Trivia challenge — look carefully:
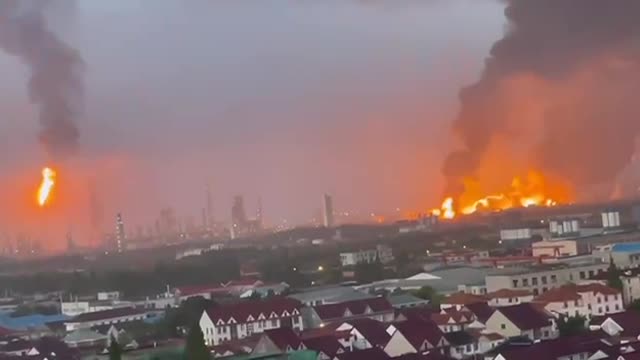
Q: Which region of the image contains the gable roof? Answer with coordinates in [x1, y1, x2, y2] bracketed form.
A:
[465, 302, 494, 323]
[486, 289, 532, 299]
[345, 318, 391, 347]
[337, 347, 390, 360]
[263, 328, 302, 351]
[575, 283, 620, 296]
[205, 297, 301, 324]
[392, 320, 446, 350]
[442, 292, 488, 306]
[302, 336, 344, 358]
[314, 297, 392, 320]
[597, 310, 640, 337]
[495, 303, 552, 330]
[430, 311, 473, 326]
[533, 286, 582, 304]
[493, 333, 605, 360]
[398, 306, 438, 323]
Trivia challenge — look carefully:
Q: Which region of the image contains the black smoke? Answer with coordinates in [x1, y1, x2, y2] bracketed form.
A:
[0, 0, 83, 158]
[443, 0, 640, 196]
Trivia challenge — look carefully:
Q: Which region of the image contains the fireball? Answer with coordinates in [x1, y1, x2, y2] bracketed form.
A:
[37, 167, 56, 207]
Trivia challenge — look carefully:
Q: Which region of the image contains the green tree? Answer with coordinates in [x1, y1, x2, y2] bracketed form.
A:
[184, 323, 210, 360]
[557, 315, 587, 336]
[165, 296, 216, 337]
[412, 286, 443, 307]
[607, 257, 623, 290]
[629, 299, 640, 311]
[354, 260, 384, 284]
[108, 336, 123, 360]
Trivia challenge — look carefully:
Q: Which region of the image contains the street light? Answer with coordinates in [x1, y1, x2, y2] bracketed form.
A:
[318, 265, 324, 271]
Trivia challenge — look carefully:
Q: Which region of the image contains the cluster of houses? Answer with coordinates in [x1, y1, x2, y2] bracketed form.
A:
[196, 276, 634, 360]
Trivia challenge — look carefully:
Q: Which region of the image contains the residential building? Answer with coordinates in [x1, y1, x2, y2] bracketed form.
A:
[340, 245, 393, 267]
[387, 294, 430, 309]
[63, 307, 152, 332]
[533, 284, 623, 319]
[484, 303, 557, 341]
[305, 297, 394, 328]
[199, 298, 303, 346]
[430, 310, 476, 333]
[0, 337, 80, 359]
[440, 293, 488, 311]
[251, 328, 305, 357]
[302, 336, 346, 360]
[485, 261, 609, 296]
[489, 333, 605, 360]
[383, 320, 449, 357]
[590, 310, 640, 338]
[621, 268, 640, 305]
[335, 319, 391, 351]
[444, 331, 480, 359]
[486, 289, 533, 307]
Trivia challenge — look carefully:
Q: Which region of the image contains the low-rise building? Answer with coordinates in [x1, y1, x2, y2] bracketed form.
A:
[383, 320, 449, 357]
[199, 298, 303, 346]
[486, 289, 533, 307]
[288, 286, 374, 307]
[590, 310, 640, 338]
[441, 293, 488, 311]
[305, 298, 394, 329]
[335, 319, 391, 351]
[340, 245, 393, 267]
[621, 268, 640, 305]
[63, 307, 151, 332]
[485, 303, 557, 341]
[533, 284, 623, 319]
[485, 260, 608, 296]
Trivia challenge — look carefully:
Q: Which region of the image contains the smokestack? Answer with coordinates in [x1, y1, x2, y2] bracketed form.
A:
[443, 0, 640, 198]
[0, 0, 84, 158]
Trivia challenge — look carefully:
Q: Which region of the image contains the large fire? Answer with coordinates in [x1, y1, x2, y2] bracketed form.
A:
[431, 170, 564, 219]
[37, 167, 56, 207]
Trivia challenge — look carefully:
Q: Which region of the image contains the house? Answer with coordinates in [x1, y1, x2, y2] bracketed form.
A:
[340, 245, 393, 267]
[489, 333, 605, 360]
[485, 303, 557, 341]
[306, 297, 394, 328]
[289, 286, 375, 307]
[240, 282, 290, 299]
[0, 337, 80, 359]
[430, 311, 475, 333]
[533, 284, 623, 319]
[63, 307, 151, 331]
[441, 293, 488, 311]
[336, 318, 392, 350]
[384, 320, 449, 357]
[303, 335, 346, 360]
[251, 328, 305, 356]
[485, 289, 533, 307]
[464, 302, 495, 327]
[63, 328, 108, 348]
[200, 297, 303, 346]
[591, 310, 640, 338]
[338, 347, 391, 360]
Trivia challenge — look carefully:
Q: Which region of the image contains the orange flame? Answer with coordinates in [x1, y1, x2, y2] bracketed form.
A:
[431, 170, 564, 219]
[37, 167, 56, 207]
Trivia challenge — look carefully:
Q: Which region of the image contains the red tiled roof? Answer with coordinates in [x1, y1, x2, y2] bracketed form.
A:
[176, 284, 228, 297]
[576, 283, 620, 296]
[314, 297, 392, 321]
[600, 310, 640, 337]
[430, 311, 473, 326]
[68, 307, 147, 323]
[398, 306, 438, 323]
[486, 289, 532, 299]
[495, 303, 552, 330]
[205, 297, 301, 324]
[392, 320, 446, 350]
[263, 328, 302, 351]
[495, 333, 605, 360]
[464, 302, 494, 323]
[533, 286, 582, 303]
[442, 292, 488, 306]
[223, 278, 263, 287]
[303, 336, 344, 358]
[346, 318, 391, 347]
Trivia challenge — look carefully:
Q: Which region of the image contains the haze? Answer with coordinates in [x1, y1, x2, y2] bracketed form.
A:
[0, 0, 503, 247]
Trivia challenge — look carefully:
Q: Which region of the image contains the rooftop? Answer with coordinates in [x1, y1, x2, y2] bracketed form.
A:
[494, 303, 552, 330]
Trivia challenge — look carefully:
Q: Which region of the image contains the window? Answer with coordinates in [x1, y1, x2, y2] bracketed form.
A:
[588, 304, 592, 310]
[542, 276, 548, 285]
[606, 305, 610, 312]
[589, 270, 594, 278]
[466, 344, 472, 352]
[597, 297, 602, 304]
[513, 280, 519, 288]
[523, 279, 529, 287]
[533, 289, 539, 296]
[270, 319, 278, 328]
[563, 301, 568, 308]
[551, 275, 557, 283]
[542, 287, 548, 293]
[615, 304, 620, 311]
[579, 271, 586, 280]
[532, 277, 538, 286]
[501, 324, 506, 330]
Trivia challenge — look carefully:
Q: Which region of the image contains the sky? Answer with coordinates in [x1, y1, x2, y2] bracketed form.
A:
[0, 0, 504, 243]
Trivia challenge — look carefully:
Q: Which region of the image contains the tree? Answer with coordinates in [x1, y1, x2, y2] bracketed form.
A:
[607, 257, 623, 290]
[412, 286, 443, 307]
[557, 315, 587, 337]
[629, 299, 640, 311]
[184, 323, 210, 360]
[165, 296, 216, 337]
[108, 336, 123, 360]
[354, 260, 385, 284]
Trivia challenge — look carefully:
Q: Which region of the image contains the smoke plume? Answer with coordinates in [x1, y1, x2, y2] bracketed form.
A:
[443, 0, 640, 198]
[0, 0, 83, 158]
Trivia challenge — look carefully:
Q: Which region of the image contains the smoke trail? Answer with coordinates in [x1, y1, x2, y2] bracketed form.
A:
[0, 0, 83, 158]
[443, 0, 640, 196]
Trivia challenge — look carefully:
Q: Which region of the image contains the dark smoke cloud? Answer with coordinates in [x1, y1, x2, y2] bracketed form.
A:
[0, 0, 83, 158]
[443, 0, 640, 195]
